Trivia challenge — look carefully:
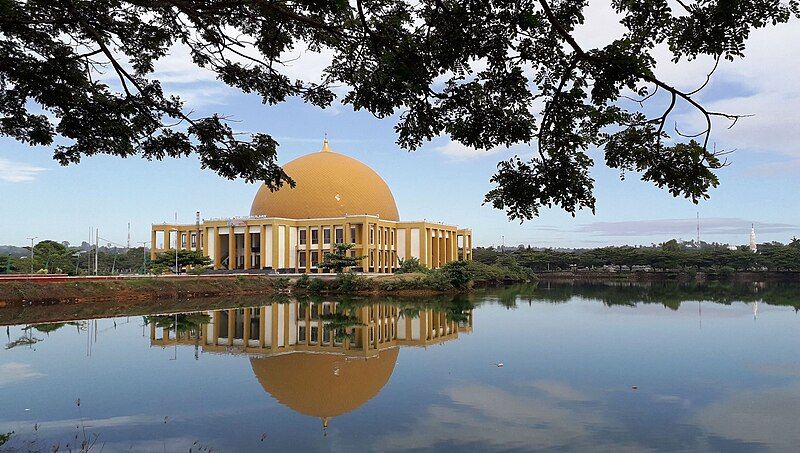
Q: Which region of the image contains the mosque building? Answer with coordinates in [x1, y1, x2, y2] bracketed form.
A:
[150, 140, 473, 273]
[149, 302, 473, 429]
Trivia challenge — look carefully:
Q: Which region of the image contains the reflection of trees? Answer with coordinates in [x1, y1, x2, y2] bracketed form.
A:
[143, 313, 211, 333]
[505, 282, 800, 310]
[483, 284, 544, 308]
[320, 312, 364, 343]
[5, 321, 87, 349]
[30, 321, 86, 334]
[331, 295, 477, 326]
[5, 335, 40, 350]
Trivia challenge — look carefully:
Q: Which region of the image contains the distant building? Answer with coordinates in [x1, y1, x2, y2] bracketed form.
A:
[150, 140, 473, 273]
[749, 224, 758, 253]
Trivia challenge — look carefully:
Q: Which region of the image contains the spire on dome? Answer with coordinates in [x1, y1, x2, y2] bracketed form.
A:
[321, 134, 331, 152]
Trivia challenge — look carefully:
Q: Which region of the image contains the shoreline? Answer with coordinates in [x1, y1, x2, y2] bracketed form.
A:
[4, 269, 793, 310]
[534, 270, 800, 283]
[0, 273, 470, 308]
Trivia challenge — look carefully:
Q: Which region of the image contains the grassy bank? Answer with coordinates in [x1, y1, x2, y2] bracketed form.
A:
[294, 259, 535, 296]
[0, 259, 533, 307]
[0, 276, 283, 306]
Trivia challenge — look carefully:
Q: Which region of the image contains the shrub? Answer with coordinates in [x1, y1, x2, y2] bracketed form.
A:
[295, 273, 311, 288]
[308, 278, 328, 292]
[334, 272, 370, 293]
[396, 257, 426, 274]
[272, 277, 290, 289]
[421, 270, 453, 291]
[441, 260, 471, 289]
[188, 266, 208, 275]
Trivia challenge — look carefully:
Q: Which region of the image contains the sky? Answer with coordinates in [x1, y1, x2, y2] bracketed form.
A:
[1, 3, 799, 249]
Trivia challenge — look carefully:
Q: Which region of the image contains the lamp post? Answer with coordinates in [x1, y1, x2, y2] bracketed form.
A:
[73, 251, 85, 275]
[174, 212, 179, 275]
[139, 241, 149, 274]
[26, 236, 37, 273]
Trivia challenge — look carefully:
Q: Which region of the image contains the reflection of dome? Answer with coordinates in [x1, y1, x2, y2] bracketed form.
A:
[250, 141, 400, 221]
[250, 348, 398, 418]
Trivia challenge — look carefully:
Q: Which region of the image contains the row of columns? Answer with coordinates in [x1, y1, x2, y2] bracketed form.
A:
[153, 221, 473, 272]
[420, 227, 459, 269]
[150, 227, 202, 260]
[150, 303, 473, 354]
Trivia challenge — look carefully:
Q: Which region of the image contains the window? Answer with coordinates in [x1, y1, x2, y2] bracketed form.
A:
[311, 228, 319, 245]
[250, 233, 259, 252]
[370, 227, 374, 244]
[190, 233, 197, 248]
[298, 251, 306, 268]
[298, 325, 306, 342]
[299, 229, 307, 245]
[335, 228, 343, 244]
[311, 326, 318, 344]
[181, 234, 187, 248]
[323, 228, 331, 244]
[350, 227, 356, 242]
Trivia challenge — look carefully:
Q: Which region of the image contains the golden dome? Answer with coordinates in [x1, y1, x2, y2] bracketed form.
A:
[250, 141, 400, 221]
[250, 348, 399, 418]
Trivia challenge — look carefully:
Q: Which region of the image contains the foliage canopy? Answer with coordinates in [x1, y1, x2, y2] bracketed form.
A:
[2, 0, 797, 218]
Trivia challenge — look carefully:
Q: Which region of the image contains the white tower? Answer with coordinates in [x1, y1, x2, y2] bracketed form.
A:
[749, 224, 757, 253]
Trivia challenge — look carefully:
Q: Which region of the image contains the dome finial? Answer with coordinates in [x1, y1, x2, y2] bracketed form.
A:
[321, 133, 331, 152]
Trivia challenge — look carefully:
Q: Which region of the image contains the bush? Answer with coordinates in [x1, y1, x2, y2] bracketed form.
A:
[295, 273, 311, 288]
[441, 260, 471, 289]
[396, 257, 427, 274]
[272, 277, 290, 289]
[187, 266, 208, 275]
[706, 265, 735, 280]
[421, 270, 454, 291]
[333, 272, 370, 293]
[149, 263, 170, 275]
[308, 278, 328, 292]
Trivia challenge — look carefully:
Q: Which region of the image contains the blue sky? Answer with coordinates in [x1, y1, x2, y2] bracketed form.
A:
[1, 4, 798, 248]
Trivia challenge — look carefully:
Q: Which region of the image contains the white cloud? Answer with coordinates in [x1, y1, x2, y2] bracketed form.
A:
[0, 159, 47, 183]
[434, 139, 527, 160]
[0, 362, 44, 387]
[695, 381, 800, 451]
[367, 383, 648, 452]
[577, 1, 800, 165]
[577, 217, 796, 237]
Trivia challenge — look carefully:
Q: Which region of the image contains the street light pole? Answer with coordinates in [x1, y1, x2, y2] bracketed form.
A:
[174, 212, 179, 275]
[139, 241, 149, 274]
[26, 236, 37, 273]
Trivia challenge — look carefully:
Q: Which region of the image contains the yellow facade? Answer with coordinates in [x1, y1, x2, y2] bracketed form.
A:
[151, 140, 473, 273]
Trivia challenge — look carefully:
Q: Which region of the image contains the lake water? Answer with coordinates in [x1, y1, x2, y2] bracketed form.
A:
[1, 282, 799, 452]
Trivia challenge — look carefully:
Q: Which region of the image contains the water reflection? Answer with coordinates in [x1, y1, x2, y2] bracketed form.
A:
[147, 301, 473, 429]
[2, 284, 799, 451]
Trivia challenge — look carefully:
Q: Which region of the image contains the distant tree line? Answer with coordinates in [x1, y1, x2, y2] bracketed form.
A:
[474, 238, 800, 273]
[0, 240, 150, 275]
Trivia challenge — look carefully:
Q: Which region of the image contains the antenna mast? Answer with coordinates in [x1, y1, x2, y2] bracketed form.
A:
[696, 212, 700, 246]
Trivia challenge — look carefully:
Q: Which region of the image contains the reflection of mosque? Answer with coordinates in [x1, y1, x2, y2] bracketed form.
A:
[150, 301, 472, 430]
